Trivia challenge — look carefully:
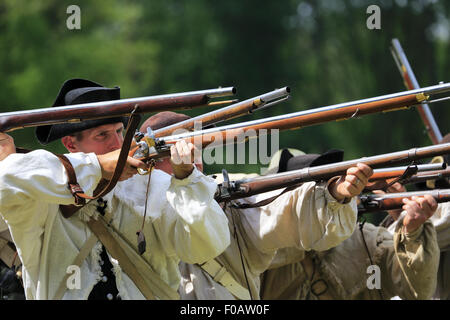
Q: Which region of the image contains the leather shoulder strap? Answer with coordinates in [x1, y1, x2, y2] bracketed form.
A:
[198, 259, 251, 300]
[58, 108, 142, 218]
[231, 185, 298, 209]
[56, 154, 93, 208]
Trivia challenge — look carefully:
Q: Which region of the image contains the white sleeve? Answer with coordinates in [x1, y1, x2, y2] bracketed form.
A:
[388, 202, 450, 251]
[241, 181, 358, 253]
[0, 150, 102, 226]
[162, 166, 230, 264]
[0, 215, 8, 233]
[429, 201, 450, 251]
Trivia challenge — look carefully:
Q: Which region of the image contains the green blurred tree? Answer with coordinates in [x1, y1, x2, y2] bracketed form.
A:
[0, 0, 448, 177]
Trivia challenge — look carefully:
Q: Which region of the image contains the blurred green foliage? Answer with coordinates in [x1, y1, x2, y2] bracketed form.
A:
[1, 0, 449, 180]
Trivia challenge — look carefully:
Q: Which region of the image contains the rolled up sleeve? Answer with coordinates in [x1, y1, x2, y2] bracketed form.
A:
[252, 181, 358, 252]
[164, 167, 230, 264]
[392, 219, 440, 299]
[0, 150, 102, 228]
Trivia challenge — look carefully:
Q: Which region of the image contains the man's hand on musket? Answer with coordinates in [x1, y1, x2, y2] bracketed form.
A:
[0, 132, 16, 161]
[401, 195, 437, 233]
[97, 149, 148, 181]
[170, 140, 198, 180]
[372, 182, 407, 220]
[328, 163, 373, 202]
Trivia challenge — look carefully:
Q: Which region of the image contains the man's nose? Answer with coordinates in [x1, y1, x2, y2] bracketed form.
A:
[110, 132, 124, 150]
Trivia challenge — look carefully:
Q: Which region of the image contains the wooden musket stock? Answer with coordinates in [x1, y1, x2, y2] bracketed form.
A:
[358, 189, 450, 213]
[397, 167, 450, 186]
[364, 163, 447, 191]
[214, 143, 450, 202]
[132, 83, 450, 170]
[155, 83, 450, 152]
[368, 163, 447, 181]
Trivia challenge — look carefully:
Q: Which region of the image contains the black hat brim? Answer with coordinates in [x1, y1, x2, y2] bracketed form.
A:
[35, 79, 127, 145]
[285, 149, 344, 172]
[36, 117, 129, 145]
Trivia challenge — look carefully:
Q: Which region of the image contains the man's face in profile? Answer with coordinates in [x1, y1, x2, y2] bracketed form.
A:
[63, 122, 124, 155]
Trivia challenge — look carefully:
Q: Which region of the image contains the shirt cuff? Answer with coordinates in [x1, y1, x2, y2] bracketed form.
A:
[64, 152, 103, 197]
[402, 224, 424, 242]
[170, 166, 204, 187]
[396, 215, 425, 242]
[326, 176, 351, 204]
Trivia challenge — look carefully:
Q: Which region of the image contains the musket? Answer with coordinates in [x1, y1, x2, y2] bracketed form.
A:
[213, 143, 450, 203]
[364, 162, 447, 191]
[368, 163, 446, 182]
[358, 189, 450, 214]
[390, 167, 450, 187]
[391, 38, 443, 144]
[152, 87, 290, 137]
[132, 83, 450, 162]
[0, 87, 236, 132]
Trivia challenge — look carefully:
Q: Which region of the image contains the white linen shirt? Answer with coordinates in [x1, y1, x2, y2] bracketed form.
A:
[0, 150, 230, 300]
[179, 173, 359, 299]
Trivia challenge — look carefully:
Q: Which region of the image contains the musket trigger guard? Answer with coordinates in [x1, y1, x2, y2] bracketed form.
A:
[359, 195, 380, 210]
[138, 159, 156, 176]
[382, 163, 419, 191]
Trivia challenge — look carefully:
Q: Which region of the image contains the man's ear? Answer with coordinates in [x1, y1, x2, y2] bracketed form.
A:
[61, 136, 77, 153]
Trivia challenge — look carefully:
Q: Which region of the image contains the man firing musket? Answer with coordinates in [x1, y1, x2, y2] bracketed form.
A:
[139, 112, 373, 300]
[0, 82, 292, 301]
[130, 83, 450, 300]
[259, 148, 441, 301]
[0, 78, 232, 300]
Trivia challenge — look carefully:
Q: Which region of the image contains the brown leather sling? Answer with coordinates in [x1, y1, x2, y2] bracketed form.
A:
[54, 108, 178, 300]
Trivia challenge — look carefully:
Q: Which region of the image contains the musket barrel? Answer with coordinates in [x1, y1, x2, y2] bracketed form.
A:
[206, 87, 238, 98]
[140, 84, 450, 174]
[160, 83, 450, 146]
[391, 39, 443, 144]
[0, 87, 236, 132]
[372, 163, 446, 174]
[369, 163, 447, 181]
[358, 189, 450, 213]
[306, 143, 450, 179]
[153, 87, 290, 137]
[365, 189, 450, 200]
[215, 143, 450, 202]
[399, 167, 450, 185]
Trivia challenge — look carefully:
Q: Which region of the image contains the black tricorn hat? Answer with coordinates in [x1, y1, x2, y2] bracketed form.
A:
[280, 148, 344, 173]
[35, 78, 129, 145]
